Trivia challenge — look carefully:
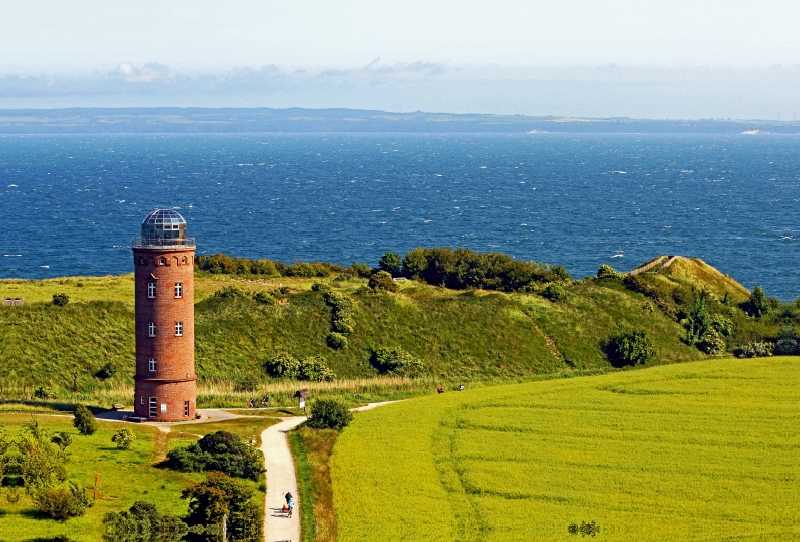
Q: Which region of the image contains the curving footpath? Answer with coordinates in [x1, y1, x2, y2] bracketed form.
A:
[260, 402, 399, 542]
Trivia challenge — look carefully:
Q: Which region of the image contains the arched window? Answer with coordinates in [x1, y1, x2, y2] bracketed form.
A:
[159, 257, 166, 266]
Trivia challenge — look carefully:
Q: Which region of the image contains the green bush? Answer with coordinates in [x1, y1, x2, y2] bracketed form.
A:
[263, 353, 301, 379]
[774, 323, 798, 355]
[736, 341, 773, 358]
[368, 271, 398, 292]
[50, 432, 73, 451]
[541, 283, 567, 303]
[698, 328, 726, 355]
[52, 293, 69, 306]
[166, 431, 265, 481]
[111, 428, 136, 450]
[214, 285, 247, 299]
[596, 264, 623, 280]
[331, 314, 355, 335]
[603, 328, 656, 367]
[95, 362, 117, 380]
[347, 262, 373, 278]
[311, 282, 331, 293]
[33, 385, 52, 399]
[298, 355, 336, 381]
[379, 252, 403, 277]
[253, 291, 276, 305]
[264, 353, 335, 381]
[400, 247, 571, 291]
[72, 404, 98, 435]
[307, 399, 353, 429]
[326, 332, 349, 350]
[369, 347, 425, 376]
[33, 483, 90, 520]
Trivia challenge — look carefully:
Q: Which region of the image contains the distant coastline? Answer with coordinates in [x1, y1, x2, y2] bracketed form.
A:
[2, 107, 800, 134]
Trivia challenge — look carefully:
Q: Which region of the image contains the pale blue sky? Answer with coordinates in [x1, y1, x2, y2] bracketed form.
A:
[2, 1, 799, 117]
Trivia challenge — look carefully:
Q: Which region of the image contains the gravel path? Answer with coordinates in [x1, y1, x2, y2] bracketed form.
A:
[261, 416, 307, 542]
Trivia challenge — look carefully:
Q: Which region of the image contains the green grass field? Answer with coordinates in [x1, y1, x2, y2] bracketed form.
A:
[0, 413, 276, 541]
[331, 357, 800, 541]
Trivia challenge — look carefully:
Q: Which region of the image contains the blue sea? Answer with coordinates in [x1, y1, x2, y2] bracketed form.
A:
[1, 133, 799, 299]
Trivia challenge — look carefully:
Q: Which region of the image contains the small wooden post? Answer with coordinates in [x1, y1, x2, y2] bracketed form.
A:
[222, 513, 227, 542]
[94, 474, 100, 499]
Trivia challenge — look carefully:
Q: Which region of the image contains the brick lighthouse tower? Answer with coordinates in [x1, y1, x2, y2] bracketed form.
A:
[132, 209, 196, 421]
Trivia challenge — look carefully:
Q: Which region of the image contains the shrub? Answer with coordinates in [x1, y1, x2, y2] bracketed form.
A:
[307, 399, 353, 430]
[326, 332, 349, 350]
[379, 252, 403, 276]
[347, 262, 373, 278]
[167, 431, 265, 481]
[264, 353, 301, 379]
[736, 341, 773, 358]
[298, 356, 336, 381]
[596, 264, 623, 280]
[95, 362, 117, 380]
[263, 353, 335, 381]
[698, 328, 726, 355]
[368, 271, 398, 292]
[34, 483, 90, 520]
[33, 385, 51, 399]
[683, 297, 711, 345]
[603, 328, 656, 367]
[72, 404, 98, 436]
[541, 283, 567, 303]
[50, 432, 73, 451]
[111, 428, 136, 450]
[331, 315, 354, 335]
[774, 323, 798, 355]
[370, 347, 425, 376]
[311, 282, 330, 293]
[52, 293, 69, 306]
[214, 285, 247, 299]
[252, 291, 276, 305]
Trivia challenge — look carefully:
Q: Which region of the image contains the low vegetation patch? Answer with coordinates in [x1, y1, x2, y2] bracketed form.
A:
[165, 430, 265, 481]
[306, 399, 353, 430]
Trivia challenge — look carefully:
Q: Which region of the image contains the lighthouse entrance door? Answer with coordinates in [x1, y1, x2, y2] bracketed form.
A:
[149, 397, 157, 418]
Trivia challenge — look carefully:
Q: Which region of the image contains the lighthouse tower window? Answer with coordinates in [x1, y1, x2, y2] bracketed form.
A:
[148, 322, 157, 337]
[147, 283, 156, 298]
[175, 282, 183, 298]
[149, 358, 157, 372]
[175, 322, 183, 336]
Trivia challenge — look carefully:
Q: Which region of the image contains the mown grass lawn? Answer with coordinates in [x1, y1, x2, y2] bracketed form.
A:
[0, 414, 277, 541]
[331, 357, 800, 541]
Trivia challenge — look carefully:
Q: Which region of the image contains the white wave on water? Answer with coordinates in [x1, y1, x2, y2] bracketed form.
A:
[40, 265, 49, 268]
[7, 184, 18, 187]
[611, 254, 624, 258]
[4, 254, 22, 257]
[612, 171, 627, 174]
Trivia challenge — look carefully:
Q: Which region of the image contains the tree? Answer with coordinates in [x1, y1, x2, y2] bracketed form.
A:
[741, 286, 770, 318]
[51, 431, 73, 451]
[604, 328, 656, 367]
[33, 482, 90, 520]
[73, 404, 98, 435]
[378, 252, 403, 277]
[684, 297, 711, 344]
[112, 428, 136, 450]
[596, 264, 622, 280]
[541, 283, 567, 303]
[307, 399, 353, 430]
[182, 472, 263, 542]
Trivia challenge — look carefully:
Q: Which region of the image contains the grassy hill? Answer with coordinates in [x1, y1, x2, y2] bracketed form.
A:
[331, 357, 800, 541]
[3, 253, 786, 408]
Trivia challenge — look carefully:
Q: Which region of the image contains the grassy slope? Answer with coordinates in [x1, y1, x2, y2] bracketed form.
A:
[331, 357, 800, 542]
[1, 268, 711, 403]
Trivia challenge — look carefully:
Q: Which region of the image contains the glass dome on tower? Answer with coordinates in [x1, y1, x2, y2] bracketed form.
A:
[135, 209, 194, 247]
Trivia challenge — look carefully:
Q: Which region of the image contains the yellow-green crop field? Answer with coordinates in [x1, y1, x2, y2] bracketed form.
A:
[331, 357, 800, 541]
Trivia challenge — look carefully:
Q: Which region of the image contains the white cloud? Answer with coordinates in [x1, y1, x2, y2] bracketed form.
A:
[111, 62, 176, 83]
